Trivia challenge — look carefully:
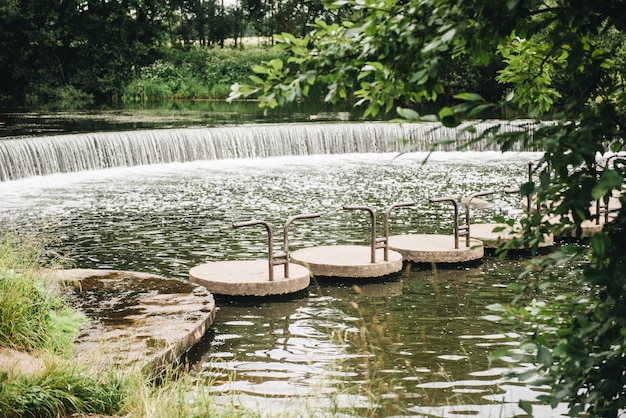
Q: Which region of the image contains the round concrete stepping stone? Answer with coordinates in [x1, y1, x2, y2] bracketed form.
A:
[470, 223, 554, 249]
[189, 260, 310, 296]
[290, 245, 403, 279]
[545, 213, 616, 238]
[388, 234, 484, 263]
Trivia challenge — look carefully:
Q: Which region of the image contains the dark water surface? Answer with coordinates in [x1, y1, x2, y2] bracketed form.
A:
[0, 150, 572, 416]
[0, 101, 361, 138]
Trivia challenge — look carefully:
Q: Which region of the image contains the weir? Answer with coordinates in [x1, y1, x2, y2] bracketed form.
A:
[0, 121, 531, 181]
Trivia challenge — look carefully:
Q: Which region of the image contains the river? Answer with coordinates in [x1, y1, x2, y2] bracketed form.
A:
[0, 104, 569, 417]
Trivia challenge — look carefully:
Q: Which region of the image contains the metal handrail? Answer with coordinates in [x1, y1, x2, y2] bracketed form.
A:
[233, 220, 277, 281]
[383, 202, 415, 260]
[505, 161, 537, 218]
[282, 213, 320, 277]
[343, 205, 377, 263]
[430, 197, 461, 249]
[233, 213, 320, 281]
[463, 191, 494, 246]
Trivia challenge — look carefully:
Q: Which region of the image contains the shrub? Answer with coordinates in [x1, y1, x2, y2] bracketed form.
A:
[123, 47, 286, 102]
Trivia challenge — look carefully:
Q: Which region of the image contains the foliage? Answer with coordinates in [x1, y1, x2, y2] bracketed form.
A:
[0, 0, 352, 104]
[229, 0, 626, 417]
[496, 33, 565, 117]
[26, 86, 95, 110]
[0, 365, 126, 418]
[0, 233, 85, 354]
[123, 47, 286, 101]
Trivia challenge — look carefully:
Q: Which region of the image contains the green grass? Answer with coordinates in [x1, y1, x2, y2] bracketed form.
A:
[0, 363, 126, 417]
[0, 232, 127, 417]
[0, 233, 85, 354]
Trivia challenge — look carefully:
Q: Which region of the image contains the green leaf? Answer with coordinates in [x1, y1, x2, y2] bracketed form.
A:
[590, 233, 610, 259]
[269, 59, 284, 71]
[252, 65, 269, 75]
[410, 69, 429, 84]
[441, 28, 456, 43]
[518, 400, 533, 415]
[248, 75, 264, 84]
[438, 107, 460, 127]
[592, 169, 623, 199]
[467, 104, 493, 117]
[423, 39, 442, 53]
[537, 345, 552, 367]
[453, 92, 484, 102]
[396, 107, 420, 121]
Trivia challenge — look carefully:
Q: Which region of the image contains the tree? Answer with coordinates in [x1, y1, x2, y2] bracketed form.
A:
[0, 0, 168, 103]
[230, 1, 626, 416]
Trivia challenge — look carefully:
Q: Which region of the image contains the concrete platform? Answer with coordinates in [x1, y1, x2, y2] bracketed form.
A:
[50, 269, 217, 373]
[290, 245, 403, 279]
[545, 213, 617, 238]
[527, 192, 621, 238]
[388, 234, 484, 263]
[560, 218, 614, 238]
[470, 223, 554, 249]
[189, 260, 310, 296]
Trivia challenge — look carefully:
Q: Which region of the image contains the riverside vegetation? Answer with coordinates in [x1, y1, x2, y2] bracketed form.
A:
[0, 233, 252, 418]
[12, 44, 507, 110]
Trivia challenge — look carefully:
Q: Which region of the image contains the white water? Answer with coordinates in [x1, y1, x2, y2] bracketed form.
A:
[0, 121, 532, 181]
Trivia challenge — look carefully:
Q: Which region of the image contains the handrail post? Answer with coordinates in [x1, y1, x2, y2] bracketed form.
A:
[383, 201, 415, 260]
[528, 161, 535, 217]
[343, 205, 377, 263]
[233, 214, 321, 281]
[282, 213, 320, 277]
[233, 220, 275, 281]
[463, 191, 494, 247]
[505, 161, 535, 218]
[430, 197, 460, 249]
[596, 153, 624, 224]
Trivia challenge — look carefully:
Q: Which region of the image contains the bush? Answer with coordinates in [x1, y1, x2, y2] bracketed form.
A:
[123, 47, 285, 102]
[25, 85, 94, 109]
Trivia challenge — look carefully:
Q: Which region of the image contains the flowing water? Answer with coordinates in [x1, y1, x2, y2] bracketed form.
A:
[0, 117, 571, 416]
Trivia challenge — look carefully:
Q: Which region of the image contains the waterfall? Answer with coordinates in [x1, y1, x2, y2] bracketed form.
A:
[0, 121, 533, 181]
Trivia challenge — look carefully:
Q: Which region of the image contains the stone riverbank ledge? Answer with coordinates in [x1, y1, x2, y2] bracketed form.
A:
[50, 269, 217, 373]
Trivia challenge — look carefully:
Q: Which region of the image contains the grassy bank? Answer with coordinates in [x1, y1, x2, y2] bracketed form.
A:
[0, 233, 239, 417]
[0, 233, 125, 416]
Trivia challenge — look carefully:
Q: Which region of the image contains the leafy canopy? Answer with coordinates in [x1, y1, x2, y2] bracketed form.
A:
[230, 1, 626, 417]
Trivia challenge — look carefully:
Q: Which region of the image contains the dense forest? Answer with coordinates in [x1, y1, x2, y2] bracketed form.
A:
[1, 0, 625, 109]
[0, 0, 350, 105]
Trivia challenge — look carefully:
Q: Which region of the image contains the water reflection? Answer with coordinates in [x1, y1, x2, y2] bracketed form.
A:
[0, 101, 364, 138]
[0, 151, 572, 416]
